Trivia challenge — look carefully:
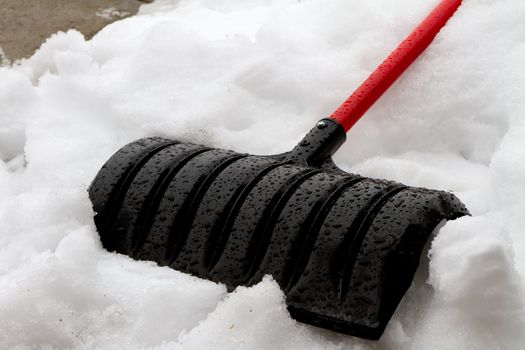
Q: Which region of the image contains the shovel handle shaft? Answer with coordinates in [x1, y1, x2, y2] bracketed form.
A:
[330, 0, 462, 132]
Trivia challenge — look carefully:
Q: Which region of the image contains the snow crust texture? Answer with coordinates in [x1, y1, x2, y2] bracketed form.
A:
[1, 0, 524, 348]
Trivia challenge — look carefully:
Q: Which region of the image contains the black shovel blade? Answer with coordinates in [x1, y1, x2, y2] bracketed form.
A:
[88, 120, 468, 340]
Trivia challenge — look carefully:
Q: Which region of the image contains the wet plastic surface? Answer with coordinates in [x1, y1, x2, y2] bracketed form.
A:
[89, 119, 469, 340]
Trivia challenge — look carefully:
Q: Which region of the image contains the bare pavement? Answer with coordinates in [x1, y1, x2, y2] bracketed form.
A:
[0, 0, 150, 64]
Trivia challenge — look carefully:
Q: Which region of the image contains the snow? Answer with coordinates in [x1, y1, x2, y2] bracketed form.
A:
[0, 0, 524, 348]
[95, 8, 130, 21]
[0, 46, 10, 67]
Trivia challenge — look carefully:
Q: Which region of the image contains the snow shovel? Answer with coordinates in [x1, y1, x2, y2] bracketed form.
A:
[89, 0, 467, 340]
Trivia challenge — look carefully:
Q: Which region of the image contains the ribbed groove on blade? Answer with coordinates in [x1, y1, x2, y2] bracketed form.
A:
[243, 169, 322, 283]
[206, 161, 291, 273]
[338, 186, 407, 301]
[130, 148, 212, 256]
[166, 154, 249, 265]
[98, 141, 178, 247]
[89, 138, 172, 217]
[284, 176, 367, 292]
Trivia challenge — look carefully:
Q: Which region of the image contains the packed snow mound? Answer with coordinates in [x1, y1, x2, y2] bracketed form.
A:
[1, 0, 524, 348]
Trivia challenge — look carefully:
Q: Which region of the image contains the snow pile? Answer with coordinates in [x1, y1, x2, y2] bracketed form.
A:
[1, 0, 524, 348]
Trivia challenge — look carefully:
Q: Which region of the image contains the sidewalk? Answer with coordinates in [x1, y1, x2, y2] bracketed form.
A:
[0, 0, 148, 64]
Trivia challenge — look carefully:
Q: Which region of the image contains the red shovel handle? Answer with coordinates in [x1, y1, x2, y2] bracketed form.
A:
[331, 0, 462, 132]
